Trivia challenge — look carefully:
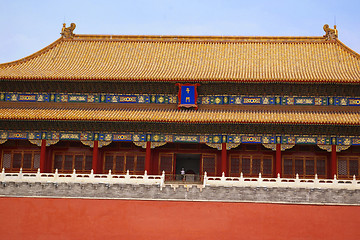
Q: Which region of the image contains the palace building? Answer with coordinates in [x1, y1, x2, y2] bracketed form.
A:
[0, 24, 360, 239]
[1, 24, 360, 180]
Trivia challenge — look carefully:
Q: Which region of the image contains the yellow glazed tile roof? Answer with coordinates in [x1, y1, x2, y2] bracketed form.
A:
[0, 34, 360, 83]
[0, 106, 359, 125]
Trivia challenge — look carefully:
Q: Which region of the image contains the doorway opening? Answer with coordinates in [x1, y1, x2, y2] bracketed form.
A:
[175, 153, 201, 183]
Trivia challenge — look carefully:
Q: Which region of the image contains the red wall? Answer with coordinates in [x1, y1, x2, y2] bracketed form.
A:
[0, 197, 359, 240]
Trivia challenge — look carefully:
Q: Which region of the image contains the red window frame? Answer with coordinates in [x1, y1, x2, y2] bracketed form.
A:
[103, 152, 146, 175]
[52, 152, 93, 173]
[1, 150, 40, 172]
[229, 154, 273, 177]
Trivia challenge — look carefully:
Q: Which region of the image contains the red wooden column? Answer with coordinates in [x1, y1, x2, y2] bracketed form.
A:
[92, 140, 99, 174]
[275, 143, 281, 177]
[221, 143, 227, 176]
[40, 139, 47, 173]
[145, 141, 151, 174]
[331, 144, 337, 178]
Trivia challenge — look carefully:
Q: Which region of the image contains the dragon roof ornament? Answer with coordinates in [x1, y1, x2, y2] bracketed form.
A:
[323, 24, 338, 41]
[61, 23, 76, 38]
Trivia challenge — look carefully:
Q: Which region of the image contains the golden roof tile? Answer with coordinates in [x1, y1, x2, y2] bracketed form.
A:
[0, 106, 360, 125]
[0, 34, 359, 83]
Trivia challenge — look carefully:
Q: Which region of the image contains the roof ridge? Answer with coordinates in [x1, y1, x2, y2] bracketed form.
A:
[72, 34, 326, 43]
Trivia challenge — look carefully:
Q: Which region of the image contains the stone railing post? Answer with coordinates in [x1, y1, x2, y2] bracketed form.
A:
[160, 171, 165, 190]
[0, 168, 4, 181]
[125, 170, 130, 181]
[18, 168, 23, 180]
[54, 169, 59, 182]
[107, 170, 112, 182]
[258, 173, 262, 186]
[221, 172, 226, 183]
[72, 169, 76, 181]
[294, 174, 300, 186]
[203, 172, 208, 187]
[352, 175, 357, 189]
[90, 169, 95, 181]
[239, 172, 244, 183]
[314, 174, 319, 188]
[36, 168, 41, 181]
[144, 170, 148, 181]
[276, 173, 281, 185]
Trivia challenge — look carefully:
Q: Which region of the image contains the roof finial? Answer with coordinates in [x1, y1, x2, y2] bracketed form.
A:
[61, 23, 76, 39]
[334, 25, 338, 38]
[323, 24, 338, 41]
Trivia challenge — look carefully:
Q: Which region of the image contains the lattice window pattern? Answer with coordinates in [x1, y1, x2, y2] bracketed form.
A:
[13, 153, 22, 168]
[306, 159, 315, 175]
[283, 158, 293, 175]
[349, 159, 359, 176]
[242, 157, 250, 174]
[202, 154, 216, 175]
[104, 155, 114, 171]
[126, 156, 135, 171]
[230, 156, 240, 174]
[85, 156, 92, 170]
[115, 155, 124, 172]
[263, 158, 272, 174]
[230, 154, 273, 177]
[104, 153, 145, 174]
[136, 156, 145, 172]
[160, 154, 173, 173]
[338, 156, 360, 178]
[283, 155, 327, 178]
[295, 158, 303, 175]
[53, 152, 93, 173]
[33, 154, 40, 169]
[2, 153, 11, 168]
[338, 159, 347, 176]
[317, 159, 326, 175]
[54, 155, 63, 170]
[2, 150, 40, 171]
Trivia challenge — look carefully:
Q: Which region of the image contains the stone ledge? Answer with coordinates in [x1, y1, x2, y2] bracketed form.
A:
[1, 181, 360, 205]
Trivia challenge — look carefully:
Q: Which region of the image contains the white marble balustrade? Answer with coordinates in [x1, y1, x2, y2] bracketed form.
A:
[203, 172, 360, 190]
[1, 169, 359, 190]
[0, 168, 165, 188]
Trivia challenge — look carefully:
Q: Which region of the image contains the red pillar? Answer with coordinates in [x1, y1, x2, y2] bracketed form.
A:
[276, 143, 281, 177]
[331, 144, 337, 178]
[40, 139, 47, 173]
[92, 140, 99, 174]
[145, 141, 151, 174]
[221, 143, 227, 176]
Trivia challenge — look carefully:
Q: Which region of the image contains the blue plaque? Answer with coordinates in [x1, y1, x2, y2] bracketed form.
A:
[176, 83, 200, 109]
[181, 86, 195, 105]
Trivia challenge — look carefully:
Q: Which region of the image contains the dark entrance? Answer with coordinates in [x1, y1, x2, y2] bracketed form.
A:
[175, 153, 201, 182]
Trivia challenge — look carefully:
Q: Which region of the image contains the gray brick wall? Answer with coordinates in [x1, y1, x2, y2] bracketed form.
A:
[1, 181, 359, 205]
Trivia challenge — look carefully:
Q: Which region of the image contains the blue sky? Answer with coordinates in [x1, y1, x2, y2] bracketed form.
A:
[1, 0, 360, 63]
